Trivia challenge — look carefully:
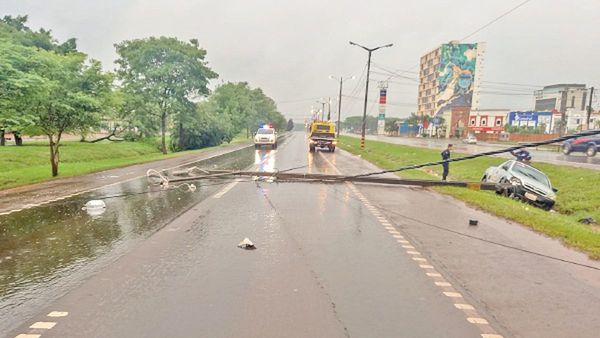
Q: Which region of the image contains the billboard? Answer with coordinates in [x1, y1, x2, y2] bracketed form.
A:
[435, 43, 478, 117]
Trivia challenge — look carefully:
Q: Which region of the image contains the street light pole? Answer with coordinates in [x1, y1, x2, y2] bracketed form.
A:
[350, 41, 393, 150]
[330, 75, 355, 139]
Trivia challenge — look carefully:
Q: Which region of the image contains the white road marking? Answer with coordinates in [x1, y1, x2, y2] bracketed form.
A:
[47, 311, 68, 317]
[443, 292, 463, 298]
[318, 149, 501, 336]
[213, 180, 239, 199]
[467, 318, 489, 325]
[30, 322, 56, 329]
[14, 334, 41, 338]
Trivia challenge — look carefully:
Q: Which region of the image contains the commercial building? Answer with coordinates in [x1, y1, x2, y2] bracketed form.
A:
[507, 111, 555, 133]
[534, 84, 587, 112]
[534, 84, 589, 132]
[417, 41, 485, 118]
[467, 109, 510, 134]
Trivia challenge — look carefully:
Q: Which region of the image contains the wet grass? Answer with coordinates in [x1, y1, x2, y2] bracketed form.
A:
[339, 136, 600, 259]
[0, 135, 250, 190]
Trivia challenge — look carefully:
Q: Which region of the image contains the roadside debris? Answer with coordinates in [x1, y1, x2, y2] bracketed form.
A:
[578, 217, 597, 225]
[83, 200, 106, 216]
[469, 219, 478, 226]
[237, 238, 256, 250]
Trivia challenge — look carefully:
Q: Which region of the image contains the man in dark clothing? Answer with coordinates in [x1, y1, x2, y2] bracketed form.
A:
[441, 144, 453, 181]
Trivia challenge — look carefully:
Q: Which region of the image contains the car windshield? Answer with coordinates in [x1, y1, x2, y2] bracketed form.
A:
[257, 128, 274, 135]
[512, 162, 550, 187]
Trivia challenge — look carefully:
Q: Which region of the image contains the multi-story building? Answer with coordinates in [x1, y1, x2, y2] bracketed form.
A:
[417, 41, 485, 118]
[467, 109, 510, 134]
[534, 84, 589, 132]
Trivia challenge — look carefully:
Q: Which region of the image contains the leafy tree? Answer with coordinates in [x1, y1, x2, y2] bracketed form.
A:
[384, 117, 402, 133]
[115, 37, 217, 154]
[342, 115, 377, 133]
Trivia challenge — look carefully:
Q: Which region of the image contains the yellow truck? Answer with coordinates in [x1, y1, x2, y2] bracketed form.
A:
[308, 121, 337, 152]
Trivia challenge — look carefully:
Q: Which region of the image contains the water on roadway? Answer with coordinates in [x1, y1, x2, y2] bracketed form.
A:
[0, 146, 255, 333]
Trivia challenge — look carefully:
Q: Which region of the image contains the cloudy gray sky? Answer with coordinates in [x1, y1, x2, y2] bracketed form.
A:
[3, 0, 600, 120]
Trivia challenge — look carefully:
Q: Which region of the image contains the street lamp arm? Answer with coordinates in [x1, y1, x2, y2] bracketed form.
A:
[349, 41, 370, 51]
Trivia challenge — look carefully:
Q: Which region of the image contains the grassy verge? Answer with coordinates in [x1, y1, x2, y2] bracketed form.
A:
[0, 135, 250, 190]
[339, 136, 600, 259]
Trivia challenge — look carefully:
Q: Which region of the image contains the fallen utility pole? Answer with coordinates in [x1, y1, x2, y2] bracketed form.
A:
[160, 170, 499, 191]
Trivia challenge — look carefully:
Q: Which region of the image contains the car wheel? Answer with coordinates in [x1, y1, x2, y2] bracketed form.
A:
[273, 143, 278, 149]
[309, 145, 315, 152]
[586, 145, 597, 157]
[254, 144, 259, 149]
[481, 175, 487, 182]
[562, 144, 572, 155]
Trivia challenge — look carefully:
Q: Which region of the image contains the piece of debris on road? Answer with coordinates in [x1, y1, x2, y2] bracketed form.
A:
[238, 238, 256, 250]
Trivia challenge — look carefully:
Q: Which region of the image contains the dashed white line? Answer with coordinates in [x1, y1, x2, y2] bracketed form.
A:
[213, 180, 239, 199]
[14, 334, 41, 338]
[412, 257, 427, 262]
[435, 282, 452, 287]
[29, 322, 56, 329]
[426, 272, 442, 277]
[455, 304, 475, 310]
[468, 318, 489, 325]
[47, 311, 68, 317]
[443, 292, 463, 298]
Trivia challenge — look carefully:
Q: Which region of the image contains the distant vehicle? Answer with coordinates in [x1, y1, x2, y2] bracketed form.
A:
[561, 135, 600, 156]
[482, 160, 557, 210]
[309, 121, 336, 152]
[463, 134, 477, 144]
[254, 126, 277, 149]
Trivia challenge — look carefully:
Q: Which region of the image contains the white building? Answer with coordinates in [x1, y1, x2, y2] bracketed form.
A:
[534, 84, 589, 132]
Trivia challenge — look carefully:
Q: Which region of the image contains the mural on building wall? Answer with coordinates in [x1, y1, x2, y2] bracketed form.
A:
[435, 43, 478, 116]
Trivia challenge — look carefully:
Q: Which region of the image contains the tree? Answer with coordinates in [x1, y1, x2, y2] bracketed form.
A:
[384, 117, 402, 133]
[115, 37, 217, 154]
[286, 119, 294, 131]
[30, 52, 110, 176]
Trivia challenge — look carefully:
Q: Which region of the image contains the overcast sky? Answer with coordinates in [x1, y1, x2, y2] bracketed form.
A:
[3, 0, 600, 120]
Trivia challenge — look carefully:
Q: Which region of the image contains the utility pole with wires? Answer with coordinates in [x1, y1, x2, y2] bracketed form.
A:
[350, 41, 393, 150]
[329, 75, 355, 139]
[586, 86, 595, 129]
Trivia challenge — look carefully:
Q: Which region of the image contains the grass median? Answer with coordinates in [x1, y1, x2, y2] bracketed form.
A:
[339, 136, 600, 259]
[0, 136, 249, 190]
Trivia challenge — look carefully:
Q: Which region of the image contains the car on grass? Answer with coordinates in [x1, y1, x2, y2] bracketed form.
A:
[561, 135, 600, 156]
[463, 134, 478, 144]
[482, 160, 557, 210]
[254, 127, 277, 149]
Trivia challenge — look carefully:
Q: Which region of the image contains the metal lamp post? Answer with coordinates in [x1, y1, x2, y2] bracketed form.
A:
[349, 41, 393, 150]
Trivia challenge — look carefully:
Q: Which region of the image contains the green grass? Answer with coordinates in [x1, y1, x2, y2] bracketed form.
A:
[339, 136, 600, 259]
[0, 135, 250, 190]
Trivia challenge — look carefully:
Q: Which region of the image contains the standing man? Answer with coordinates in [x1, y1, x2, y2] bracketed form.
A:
[441, 144, 453, 181]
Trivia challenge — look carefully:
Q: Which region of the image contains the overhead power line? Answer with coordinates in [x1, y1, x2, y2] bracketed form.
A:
[460, 0, 534, 41]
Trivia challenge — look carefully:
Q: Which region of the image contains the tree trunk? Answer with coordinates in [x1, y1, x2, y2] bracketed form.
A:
[160, 112, 167, 154]
[178, 122, 184, 150]
[0, 129, 5, 146]
[14, 132, 23, 146]
[48, 134, 61, 177]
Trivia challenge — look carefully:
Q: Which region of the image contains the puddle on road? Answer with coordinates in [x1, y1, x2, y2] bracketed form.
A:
[0, 147, 254, 331]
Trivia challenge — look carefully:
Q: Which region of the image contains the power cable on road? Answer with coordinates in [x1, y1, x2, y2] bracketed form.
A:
[344, 129, 600, 180]
[382, 207, 600, 272]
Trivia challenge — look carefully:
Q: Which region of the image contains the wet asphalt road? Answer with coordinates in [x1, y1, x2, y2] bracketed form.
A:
[4, 132, 600, 338]
[354, 133, 600, 170]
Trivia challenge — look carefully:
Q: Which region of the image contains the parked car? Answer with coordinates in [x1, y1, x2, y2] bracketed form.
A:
[482, 160, 557, 210]
[561, 135, 600, 156]
[463, 134, 477, 144]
